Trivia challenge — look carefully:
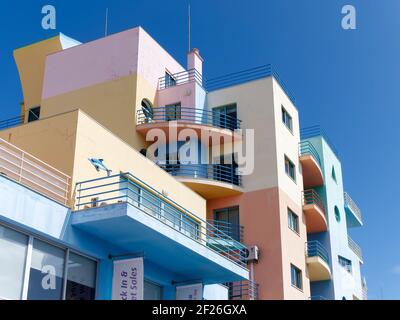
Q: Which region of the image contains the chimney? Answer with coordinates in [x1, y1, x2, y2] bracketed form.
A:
[187, 48, 203, 76]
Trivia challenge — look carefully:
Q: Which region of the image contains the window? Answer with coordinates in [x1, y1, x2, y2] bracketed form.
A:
[165, 71, 177, 88]
[338, 255, 352, 273]
[165, 103, 181, 121]
[290, 264, 302, 290]
[66, 252, 97, 300]
[285, 156, 296, 182]
[28, 106, 40, 123]
[141, 99, 153, 122]
[334, 206, 341, 222]
[288, 208, 299, 234]
[28, 239, 66, 300]
[214, 206, 241, 241]
[0, 225, 28, 300]
[144, 281, 162, 300]
[0, 223, 97, 301]
[282, 106, 293, 132]
[331, 166, 337, 183]
[212, 104, 238, 130]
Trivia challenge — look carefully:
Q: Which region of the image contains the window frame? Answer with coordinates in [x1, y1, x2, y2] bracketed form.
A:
[284, 155, 296, 182]
[287, 208, 299, 235]
[281, 106, 293, 132]
[290, 264, 303, 290]
[28, 106, 41, 123]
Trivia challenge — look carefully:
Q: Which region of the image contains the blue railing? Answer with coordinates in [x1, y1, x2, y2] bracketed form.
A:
[207, 220, 244, 242]
[157, 65, 296, 105]
[75, 173, 248, 268]
[306, 241, 330, 265]
[299, 140, 322, 167]
[158, 162, 242, 187]
[300, 125, 339, 157]
[226, 281, 259, 300]
[0, 114, 24, 131]
[137, 106, 242, 131]
[309, 296, 327, 300]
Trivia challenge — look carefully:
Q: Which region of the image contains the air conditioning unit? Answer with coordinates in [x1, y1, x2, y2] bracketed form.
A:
[245, 246, 260, 262]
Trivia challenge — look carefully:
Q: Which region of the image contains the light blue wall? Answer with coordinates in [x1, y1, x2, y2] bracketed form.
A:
[305, 137, 363, 300]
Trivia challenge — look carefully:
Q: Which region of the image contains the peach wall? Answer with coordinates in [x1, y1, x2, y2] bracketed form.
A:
[207, 187, 285, 300]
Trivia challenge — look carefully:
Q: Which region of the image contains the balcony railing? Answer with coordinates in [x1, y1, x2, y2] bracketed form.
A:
[157, 64, 296, 105]
[344, 192, 362, 222]
[348, 236, 363, 261]
[158, 69, 203, 90]
[303, 190, 326, 217]
[207, 220, 244, 243]
[137, 106, 242, 131]
[0, 138, 70, 205]
[225, 280, 259, 300]
[75, 173, 248, 268]
[306, 241, 330, 265]
[299, 140, 322, 167]
[158, 162, 242, 187]
[300, 125, 339, 157]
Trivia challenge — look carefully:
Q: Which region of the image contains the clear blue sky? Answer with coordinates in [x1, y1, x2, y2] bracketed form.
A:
[0, 0, 398, 299]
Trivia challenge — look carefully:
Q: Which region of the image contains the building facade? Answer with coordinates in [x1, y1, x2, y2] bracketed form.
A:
[0, 27, 366, 300]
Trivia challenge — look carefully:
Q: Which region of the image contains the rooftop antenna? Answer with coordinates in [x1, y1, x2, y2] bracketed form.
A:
[188, 3, 191, 52]
[105, 8, 109, 37]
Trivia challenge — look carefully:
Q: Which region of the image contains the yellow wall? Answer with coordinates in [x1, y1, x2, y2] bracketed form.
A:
[14, 36, 64, 114]
[0, 109, 206, 219]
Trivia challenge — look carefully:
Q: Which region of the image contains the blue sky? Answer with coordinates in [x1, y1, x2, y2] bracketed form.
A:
[0, 0, 398, 299]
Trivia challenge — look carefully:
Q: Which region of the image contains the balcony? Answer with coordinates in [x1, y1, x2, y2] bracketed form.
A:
[302, 190, 328, 233]
[348, 236, 363, 263]
[158, 162, 243, 199]
[306, 241, 331, 281]
[344, 192, 363, 227]
[73, 173, 249, 282]
[299, 141, 324, 188]
[136, 106, 242, 145]
[0, 138, 70, 205]
[158, 69, 203, 90]
[0, 114, 25, 131]
[226, 280, 259, 300]
[207, 220, 244, 243]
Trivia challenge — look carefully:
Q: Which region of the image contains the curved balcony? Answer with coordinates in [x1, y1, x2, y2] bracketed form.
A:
[136, 107, 242, 144]
[306, 241, 331, 281]
[299, 141, 324, 188]
[303, 190, 328, 233]
[158, 162, 243, 199]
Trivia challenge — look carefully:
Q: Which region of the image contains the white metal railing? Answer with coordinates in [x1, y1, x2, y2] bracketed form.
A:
[344, 192, 362, 222]
[348, 236, 363, 261]
[0, 138, 70, 206]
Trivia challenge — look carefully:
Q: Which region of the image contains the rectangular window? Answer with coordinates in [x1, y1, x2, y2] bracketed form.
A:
[165, 103, 182, 121]
[212, 104, 238, 130]
[285, 156, 296, 181]
[290, 264, 302, 290]
[214, 206, 241, 241]
[338, 255, 352, 273]
[165, 71, 177, 88]
[28, 239, 66, 300]
[28, 106, 41, 123]
[288, 208, 299, 234]
[282, 106, 293, 132]
[65, 252, 97, 300]
[0, 225, 28, 300]
[144, 280, 163, 300]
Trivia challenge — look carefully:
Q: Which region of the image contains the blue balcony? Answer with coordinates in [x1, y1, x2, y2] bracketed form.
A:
[306, 241, 331, 281]
[73, 173, 249, 283]
[158, 162, 243, 200]
[344, 192, 363, 227]
[299, 141, 324, 188]
[348, 236, 363, 263]
[0, 114, 24, 131]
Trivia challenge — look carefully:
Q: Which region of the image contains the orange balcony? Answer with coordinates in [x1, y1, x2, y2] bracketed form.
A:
[136, 106, 242, 145]
[299, 141, 324, 188]
[303, 189, 328, 233]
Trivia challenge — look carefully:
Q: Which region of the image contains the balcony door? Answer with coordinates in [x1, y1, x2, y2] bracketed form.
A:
[213, 206, 240, 241]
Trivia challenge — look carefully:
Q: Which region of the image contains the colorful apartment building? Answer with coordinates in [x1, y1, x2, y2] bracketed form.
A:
[0, 26, 366, 300]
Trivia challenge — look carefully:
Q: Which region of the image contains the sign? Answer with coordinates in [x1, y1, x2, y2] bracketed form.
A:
[112, 258, 144, 300]
[176, 283, 203, 300]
